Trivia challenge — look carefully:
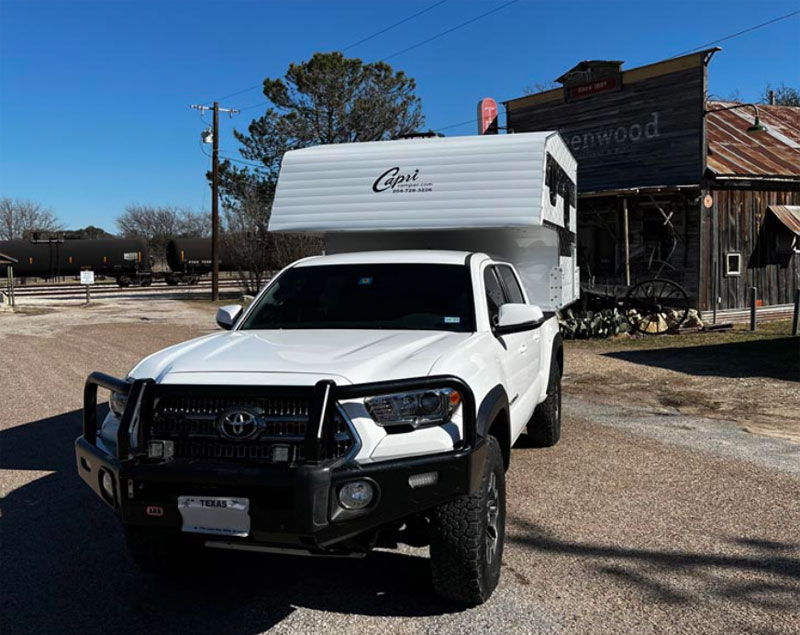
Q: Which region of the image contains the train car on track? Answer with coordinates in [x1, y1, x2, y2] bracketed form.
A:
[165, 238, 235, 285]
[0, 238, 152, 286]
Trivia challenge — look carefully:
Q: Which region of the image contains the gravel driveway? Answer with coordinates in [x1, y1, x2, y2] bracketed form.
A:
[2, 302, 798, 634]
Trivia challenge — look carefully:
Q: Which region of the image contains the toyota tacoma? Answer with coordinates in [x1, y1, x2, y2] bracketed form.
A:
[76, 249, 563, 604]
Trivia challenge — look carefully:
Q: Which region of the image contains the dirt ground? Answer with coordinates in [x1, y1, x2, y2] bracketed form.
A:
[2, 299, 798, 634]
[563, 322, 800, 443]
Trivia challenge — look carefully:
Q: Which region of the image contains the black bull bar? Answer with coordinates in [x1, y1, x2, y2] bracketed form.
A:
[77, 372, 485, 546]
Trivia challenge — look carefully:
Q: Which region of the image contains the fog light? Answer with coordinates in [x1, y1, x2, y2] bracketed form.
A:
[408, 471, 439, 488]
[338, 480, 374, 510]
[147, 440, 174, 460]
[101, 470, 115, 499]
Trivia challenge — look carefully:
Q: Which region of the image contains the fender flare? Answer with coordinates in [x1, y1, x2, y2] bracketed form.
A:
[551, 332, 564, 376]
[476, 384, 510, 469]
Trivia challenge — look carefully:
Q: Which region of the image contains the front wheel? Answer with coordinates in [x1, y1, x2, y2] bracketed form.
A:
[429, 436, 505, 605]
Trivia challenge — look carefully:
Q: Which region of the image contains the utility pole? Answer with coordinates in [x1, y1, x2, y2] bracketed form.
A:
[190, 102, 239, 301]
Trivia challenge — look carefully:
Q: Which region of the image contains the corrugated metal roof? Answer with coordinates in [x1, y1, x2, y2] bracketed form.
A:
[706, 101, 800, 180]
[768, 205, 800, 236]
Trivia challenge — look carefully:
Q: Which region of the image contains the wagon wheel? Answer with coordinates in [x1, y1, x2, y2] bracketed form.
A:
[624, 279, 689, 335]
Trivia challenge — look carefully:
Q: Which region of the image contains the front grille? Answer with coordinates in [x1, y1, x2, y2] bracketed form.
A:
[149, 394, 356, 465]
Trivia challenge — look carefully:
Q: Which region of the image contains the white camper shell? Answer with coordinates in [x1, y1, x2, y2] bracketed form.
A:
[269, 132, 579, 311]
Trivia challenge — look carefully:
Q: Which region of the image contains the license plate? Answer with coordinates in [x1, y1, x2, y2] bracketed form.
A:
[177, 496, 250, 537]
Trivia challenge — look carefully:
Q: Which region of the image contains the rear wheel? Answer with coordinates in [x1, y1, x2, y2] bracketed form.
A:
[429, 436, 505, 605]
[524, 358, 562, 447]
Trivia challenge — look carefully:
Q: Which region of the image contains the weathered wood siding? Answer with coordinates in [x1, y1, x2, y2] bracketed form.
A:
[579, 191, 702, 301]
[702, 188, 800, 310]
[507, 67, 705, 192]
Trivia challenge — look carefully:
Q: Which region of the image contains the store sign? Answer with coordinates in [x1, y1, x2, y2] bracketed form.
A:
[568, 77, 618, 100]
[477, 97, 499, 135]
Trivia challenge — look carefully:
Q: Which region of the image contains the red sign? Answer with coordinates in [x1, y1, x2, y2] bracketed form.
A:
[568, 77, 618, 100]
[477, 97, 499, 135]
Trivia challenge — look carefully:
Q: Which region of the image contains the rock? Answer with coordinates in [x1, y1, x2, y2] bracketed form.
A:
[684, 308, 703, 328]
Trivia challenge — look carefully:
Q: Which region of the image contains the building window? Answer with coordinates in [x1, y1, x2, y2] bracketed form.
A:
[724, 252, 742, 277]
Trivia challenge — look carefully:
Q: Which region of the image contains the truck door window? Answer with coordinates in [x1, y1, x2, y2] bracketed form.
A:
[483, 267, 506, 327]
[497, 266, 525, 304]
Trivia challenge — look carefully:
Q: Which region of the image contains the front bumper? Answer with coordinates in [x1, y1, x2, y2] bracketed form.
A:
[76, 373, 485, 550]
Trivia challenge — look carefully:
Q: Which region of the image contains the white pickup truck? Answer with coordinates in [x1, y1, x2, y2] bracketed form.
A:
[75, 132, 577, 605]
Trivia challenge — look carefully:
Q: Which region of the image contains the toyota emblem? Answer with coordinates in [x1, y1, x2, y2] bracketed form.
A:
[217, 408, 261, 441]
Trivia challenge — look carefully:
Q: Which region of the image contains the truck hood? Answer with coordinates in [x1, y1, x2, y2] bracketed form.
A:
[129, 329, 473, 386]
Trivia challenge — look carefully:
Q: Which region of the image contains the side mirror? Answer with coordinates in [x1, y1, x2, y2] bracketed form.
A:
[496, 303, 545, 335]
[216, 304, 243, 330]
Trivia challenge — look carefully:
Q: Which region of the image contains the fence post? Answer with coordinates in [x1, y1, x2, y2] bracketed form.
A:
[749, 287, 757, 331]
[792, 288, 800, 337]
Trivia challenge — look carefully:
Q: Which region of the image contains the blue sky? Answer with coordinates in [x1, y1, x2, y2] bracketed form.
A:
[1, 0, 798, 232]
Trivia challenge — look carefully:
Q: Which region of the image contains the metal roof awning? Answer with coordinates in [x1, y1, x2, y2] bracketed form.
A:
[768, 205, 800, 236]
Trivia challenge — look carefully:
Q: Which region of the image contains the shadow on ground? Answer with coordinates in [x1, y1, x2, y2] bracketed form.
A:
[0, 410, 461, 635]
[508, 516, 800, 612]
[604, 337, 800, 382]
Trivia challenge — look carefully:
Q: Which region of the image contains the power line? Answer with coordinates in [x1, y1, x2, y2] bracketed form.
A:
[342, 0, 449, 51]
[200, 142, 268, 171]
[238, 101, 267, 112]
[215, 82, 263, 103]
[670, 8, 800, 58]
[435, 118, 474, 132]
[381, 0, 519, 61]
[213, 1, 450, 105]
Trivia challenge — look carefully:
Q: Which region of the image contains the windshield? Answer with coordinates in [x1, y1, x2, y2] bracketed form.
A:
[240, 263, 475, 332]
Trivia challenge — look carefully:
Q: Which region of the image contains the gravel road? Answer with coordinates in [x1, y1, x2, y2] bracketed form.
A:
[1, 302, 798, 634]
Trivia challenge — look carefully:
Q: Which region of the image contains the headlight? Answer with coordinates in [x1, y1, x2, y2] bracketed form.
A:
[365, 388, 461, 429]
[109, 391, 128, 417]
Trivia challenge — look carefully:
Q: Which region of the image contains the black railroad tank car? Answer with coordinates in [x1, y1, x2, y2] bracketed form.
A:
[0, 238, 151, 284]
[166, 238, 235, 283]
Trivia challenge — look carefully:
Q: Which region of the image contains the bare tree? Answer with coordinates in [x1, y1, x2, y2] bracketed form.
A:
[116, 205, 209, 264]
[221, 185, 321, 295]
[761, 82, 800, 106]
[522, 81, 559, 96]
[0, 198, 63, 241]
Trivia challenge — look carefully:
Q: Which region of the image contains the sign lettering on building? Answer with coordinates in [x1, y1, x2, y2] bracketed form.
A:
[506, 56, 708, 192]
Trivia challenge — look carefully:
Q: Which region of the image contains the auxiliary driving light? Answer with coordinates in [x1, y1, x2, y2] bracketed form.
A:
[338, 480, 374, 510]
[408, 471, 439, 488]
[271, 444, 291, 463]
[147, 440, 175, 460]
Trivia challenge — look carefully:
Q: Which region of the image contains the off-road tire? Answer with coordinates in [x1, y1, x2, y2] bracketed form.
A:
[525, 358, 562, 447]
[429, 436, 505, 605]
[124, 525, 196, 577]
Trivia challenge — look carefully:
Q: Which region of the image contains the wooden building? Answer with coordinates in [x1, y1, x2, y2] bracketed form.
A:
[504, 49, 800, 311]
